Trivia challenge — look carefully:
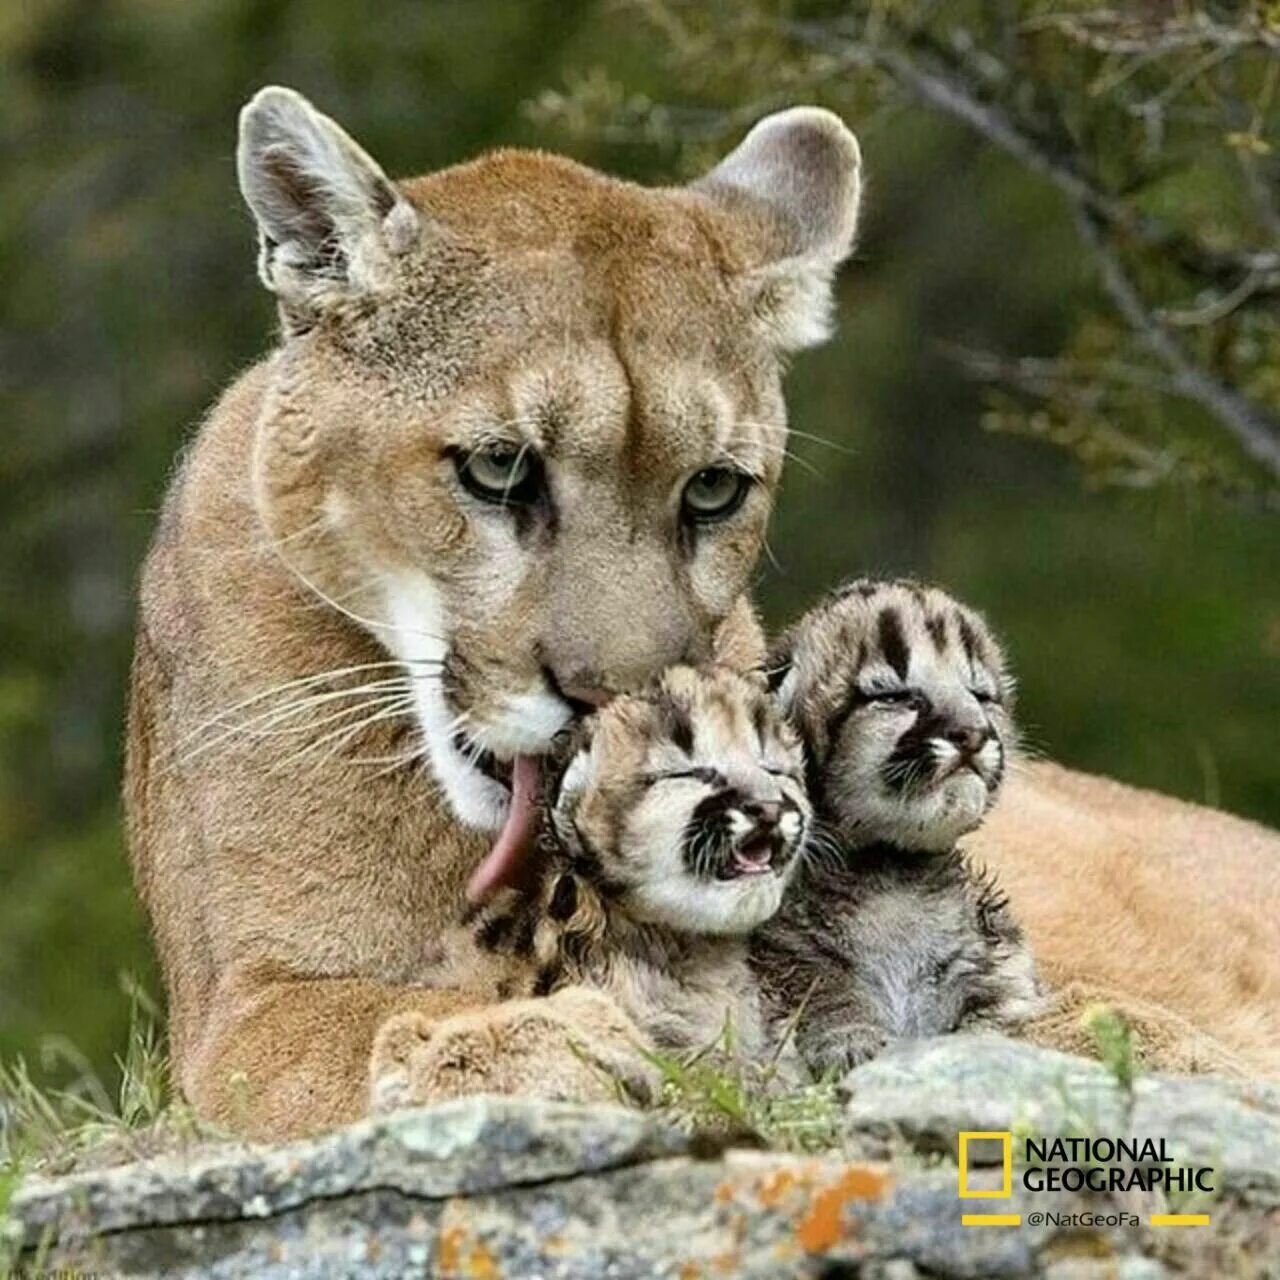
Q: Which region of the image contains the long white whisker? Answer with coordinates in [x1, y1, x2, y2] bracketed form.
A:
[274, 696, 419, 772]
[171, 677, 425, 764]
[171, 660, 439, 753]
[232, 686, 421, 743]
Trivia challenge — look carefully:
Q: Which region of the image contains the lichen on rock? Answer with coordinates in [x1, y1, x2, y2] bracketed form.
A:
[8, 1036, 1279, 1278]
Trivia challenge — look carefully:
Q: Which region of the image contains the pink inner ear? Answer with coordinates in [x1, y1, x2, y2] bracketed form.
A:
[466, 754, 542, 903]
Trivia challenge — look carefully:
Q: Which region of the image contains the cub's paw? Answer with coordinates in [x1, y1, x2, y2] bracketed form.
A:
[369, 986, 658, 1113]
[802, 1022, 890, 1080]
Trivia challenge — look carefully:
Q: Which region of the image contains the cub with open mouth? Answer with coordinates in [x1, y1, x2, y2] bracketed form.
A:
[754, 578, 1047, 1077]
[456, 664, 812, 1062]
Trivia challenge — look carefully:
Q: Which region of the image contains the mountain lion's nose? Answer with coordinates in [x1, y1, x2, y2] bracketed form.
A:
[544, 666, 614, 715]
[562, 682, 614, 710]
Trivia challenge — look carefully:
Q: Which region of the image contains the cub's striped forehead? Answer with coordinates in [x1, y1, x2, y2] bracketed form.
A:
[820, 578, 1006, 679]
[647, 664, 797, 757]
[775, 578, 1013, 731]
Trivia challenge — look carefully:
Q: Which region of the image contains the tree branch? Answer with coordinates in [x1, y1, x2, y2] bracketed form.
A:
[1072, 208, 1280, 479]
[784, 17, 1280, 481]
[785, 20, 1280, 286]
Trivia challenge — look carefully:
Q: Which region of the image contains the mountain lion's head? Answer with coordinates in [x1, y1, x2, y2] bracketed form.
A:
[235, 88, 861, 893]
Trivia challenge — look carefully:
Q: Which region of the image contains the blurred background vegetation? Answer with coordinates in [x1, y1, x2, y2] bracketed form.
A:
[1, 0, 1276, 1087]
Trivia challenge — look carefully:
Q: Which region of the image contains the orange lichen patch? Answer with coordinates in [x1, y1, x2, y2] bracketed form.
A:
[795, 1166, 892, 1254]
[714, 1180, 736, 1204]
[711, 1249, 742, 1274]
[678, 1262, 704, 1280]
[467, 1241, 500, 1280]
[758, 1167, 800, 1209]
[437, 1223, 465, 1274]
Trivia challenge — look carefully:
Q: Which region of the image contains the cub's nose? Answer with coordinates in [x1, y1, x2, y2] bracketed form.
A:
[739, 799, 782, 833]
[945, 726, 990, 756]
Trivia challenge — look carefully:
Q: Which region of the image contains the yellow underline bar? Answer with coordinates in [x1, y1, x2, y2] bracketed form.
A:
[1149, 1214, 1210, 1227]
[962, 1214, 1021, 1227]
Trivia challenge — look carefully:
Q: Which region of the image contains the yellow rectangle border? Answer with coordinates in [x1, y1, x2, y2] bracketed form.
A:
[1149, 1214, 1210, 1227]
[962, 1214, 1021, 1226]
[957, 1131, 1013, 1199]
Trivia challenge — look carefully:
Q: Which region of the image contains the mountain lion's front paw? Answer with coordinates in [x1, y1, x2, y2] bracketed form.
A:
[368, 986, 658, 1112]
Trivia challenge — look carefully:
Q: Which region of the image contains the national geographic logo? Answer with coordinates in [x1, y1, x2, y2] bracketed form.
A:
[956, 1131, 1214, 1229]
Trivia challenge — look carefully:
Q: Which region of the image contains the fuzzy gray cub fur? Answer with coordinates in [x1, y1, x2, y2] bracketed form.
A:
[462, 665, 812, 1061]
[753, 578, 1046, 1077]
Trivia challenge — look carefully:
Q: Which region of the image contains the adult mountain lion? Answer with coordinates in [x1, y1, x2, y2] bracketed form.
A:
[125, 87, 1280, 1141]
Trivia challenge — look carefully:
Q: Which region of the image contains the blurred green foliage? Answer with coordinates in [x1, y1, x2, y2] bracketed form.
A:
[1, 0, 1276, 1086]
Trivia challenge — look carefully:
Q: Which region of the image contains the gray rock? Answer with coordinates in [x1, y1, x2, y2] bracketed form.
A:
[840, 1034, 1280, 1201]
[6, 1035, 1278, 1278]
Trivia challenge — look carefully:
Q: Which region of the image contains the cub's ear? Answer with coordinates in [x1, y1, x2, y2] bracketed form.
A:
[693, 107, 862, 351]
[237, 86, 420, 325]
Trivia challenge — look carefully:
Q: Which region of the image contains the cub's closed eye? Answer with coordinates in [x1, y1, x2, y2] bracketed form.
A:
[972, 689, 997, 705]
[646, 766, 726, 787]
[454, 445, 541, 505]
[681, 467, 752, 522]
[868, 688, 924, 708]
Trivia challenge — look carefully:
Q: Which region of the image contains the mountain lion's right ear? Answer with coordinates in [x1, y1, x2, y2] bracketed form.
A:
[694, 107, 862, 351]
[237, 86, 419, 326]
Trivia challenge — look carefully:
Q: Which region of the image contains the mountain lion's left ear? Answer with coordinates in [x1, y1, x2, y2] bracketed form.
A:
[693, 107, 862, 351]
[237, 86, 420, 329]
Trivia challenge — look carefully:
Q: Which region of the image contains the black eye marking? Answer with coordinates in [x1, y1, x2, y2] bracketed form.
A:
[877, 607, 910, 681]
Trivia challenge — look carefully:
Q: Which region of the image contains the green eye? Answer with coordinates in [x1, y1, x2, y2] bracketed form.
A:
[457, 445, 538, 504]
[682, 467, 751, 522]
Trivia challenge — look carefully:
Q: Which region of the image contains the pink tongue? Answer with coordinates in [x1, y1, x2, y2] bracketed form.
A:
[466, 754, 542, 903]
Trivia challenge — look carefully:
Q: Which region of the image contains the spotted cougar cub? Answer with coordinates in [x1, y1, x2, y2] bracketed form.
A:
[754, 579, 1046, 1075]
[462, 665, 811, 1060]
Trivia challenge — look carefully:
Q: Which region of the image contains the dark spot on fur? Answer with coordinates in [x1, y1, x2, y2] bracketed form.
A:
[683, 790, 737, 878]
[532, 964, 559, 996]
[926, 614, 948, 652]
[478, 913, 515, 951]
[548, 874, 578, 921]
[765, 654, 792, 692]
[877, 608, 910, 680]
[509, 911, 537, 957]
[752, 695, 772, 742]
[656, 691, 695, 756]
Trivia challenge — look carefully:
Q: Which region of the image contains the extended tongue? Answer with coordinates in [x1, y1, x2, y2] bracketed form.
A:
[466, 754, 542, 903]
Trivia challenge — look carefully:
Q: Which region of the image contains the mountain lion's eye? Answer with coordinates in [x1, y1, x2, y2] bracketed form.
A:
[456, 446, 538, 504]
[682, 468, 751, 522]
